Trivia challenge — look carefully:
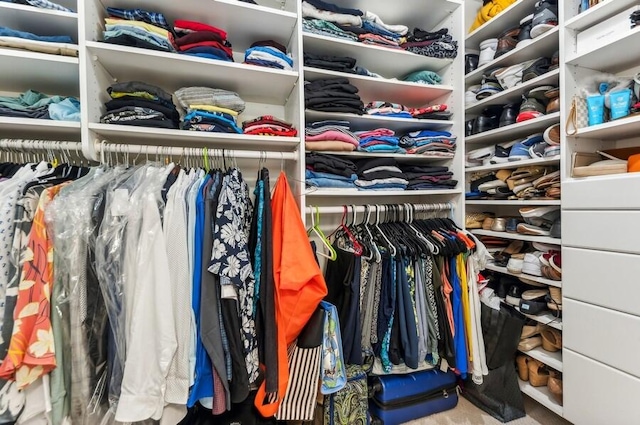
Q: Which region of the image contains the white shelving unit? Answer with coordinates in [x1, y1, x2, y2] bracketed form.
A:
[465, 112, 560, 144]
[522, 346, 563, 372]
[470, 229, 560, 245]
[519, 379, 563, 416]
[465, 155, 561, 173]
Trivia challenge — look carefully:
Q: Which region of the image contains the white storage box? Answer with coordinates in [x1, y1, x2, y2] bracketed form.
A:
[576, 5, 640, 55]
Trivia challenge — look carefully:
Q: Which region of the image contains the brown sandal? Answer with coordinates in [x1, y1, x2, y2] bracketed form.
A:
[548, 371, 563, 405]
[518, 336, 542, 352]
[541, 328, 563, 352]
[528, 359, 549, 387]
[516, 355, 530, 381]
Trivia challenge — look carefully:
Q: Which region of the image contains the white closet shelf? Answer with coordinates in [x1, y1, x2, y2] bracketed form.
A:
[0, 118, 80, 140]
[0, 2, 77, 40]
[471, 229, 560, 245]
[306, 188, 461, 197]
[566, 27, 640, 72]
[465, 69, 560, 115]
[99, 0, 297, 51]
[303, 67, 454, 108]
[569, 115, 640, 140]
[465, 155, 560, 173]
[465, 0, 538, 48]
[465, 27, 559, 85]
[518, 379, 564, 416]
[565, 0, 639, 31]
[486, 264, 562, 289]
[465, 112, 560, 145]
[302, 33, 453, 78]
[306, 151, 453, 161]
[0, 48, 79, 96]
[86, 42, 298, 105]
[305, 110, 454, 132]
[467, 200, 561, 206]
[498, 297, 562, 330]
[521, 346, 563, 372]
[88, 123, 301, 151]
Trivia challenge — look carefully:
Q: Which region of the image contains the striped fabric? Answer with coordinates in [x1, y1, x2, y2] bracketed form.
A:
[275, 343, 322, 421]
[24, 0, 73, 12]
[174, 87, 246, 113]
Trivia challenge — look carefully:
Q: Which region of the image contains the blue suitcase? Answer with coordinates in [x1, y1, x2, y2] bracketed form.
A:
[369, 369, 459, 425]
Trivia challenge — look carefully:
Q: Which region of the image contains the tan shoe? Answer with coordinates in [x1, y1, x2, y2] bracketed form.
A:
[528, 359, 549, 387]
[548, 371, 563, 405]
[518, 336, 542, 352]
[541, 328, 562, 352]
[516, 355, 530, 381]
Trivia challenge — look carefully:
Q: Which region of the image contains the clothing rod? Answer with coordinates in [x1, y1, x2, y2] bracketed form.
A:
[305, 203, 454, 215]
[95, 142, 298, 160]
[0, 140, 82, 151]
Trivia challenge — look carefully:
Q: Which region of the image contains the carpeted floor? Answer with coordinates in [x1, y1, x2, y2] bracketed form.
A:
[404, 395, 572, 425]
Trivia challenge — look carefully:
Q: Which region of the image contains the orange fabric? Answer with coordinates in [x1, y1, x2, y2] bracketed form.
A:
[254, 173, 327, 417]
[628, 154, 640, 172]
[441, 261, 455, 338]
[0, 184, 66, 387]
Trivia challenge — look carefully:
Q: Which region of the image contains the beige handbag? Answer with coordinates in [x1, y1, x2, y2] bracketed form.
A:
[566, 96, 589, 135]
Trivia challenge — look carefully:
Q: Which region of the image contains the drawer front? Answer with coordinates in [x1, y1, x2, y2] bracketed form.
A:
[563, 247, 640, 317]
[563, 175, 640, 210]
[563, 210, 640, 254]
[564, 299, 640, 379]
[564, 349, 640, 425]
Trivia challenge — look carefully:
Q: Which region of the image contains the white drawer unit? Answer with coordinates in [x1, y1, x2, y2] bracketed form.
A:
[563, 174, 640, 210]
[564, 349, 640, 425]
[563, 210, 640, 254]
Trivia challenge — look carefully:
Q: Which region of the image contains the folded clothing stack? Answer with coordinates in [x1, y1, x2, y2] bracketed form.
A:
[242, 115, 297, 137]
[302, 18, 358, 42]
[2, 0, 72, 12]
[173, 19, 233, 62]
[401, 28, 458, 59]
[410, 104, 452, 120]
[175, 86, 245, 133]
[301, 0, 363, 39]
[401, 164, 457, 190]
[101, 81, 178, 128]
[0, 90, 80, 121]
[0, 26, 77, 57]
[355, 158, 408, 191]
[306, 152, 358, 189]
[358, 32, 401, 49]
[305, 120, 359, 151]
[303, 52, 382, 78]
[305, 78, 364, 115]
[103, 7, 174, 52]
[355, 128, 404, 153]
[399, 130, 457, 156]
[403, 70, 443, 85]
[244, 40, 293, 70]
[365, 101, 412, 119]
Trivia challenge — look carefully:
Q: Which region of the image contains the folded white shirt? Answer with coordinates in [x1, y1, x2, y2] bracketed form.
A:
[302, 1, 362, 26]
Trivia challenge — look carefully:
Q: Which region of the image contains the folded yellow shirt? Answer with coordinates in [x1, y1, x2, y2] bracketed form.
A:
[469, 0, 516, 32]
[110, 91, 159, 101]
[189, 104, 239, 116]
[105, 18, 169, 38]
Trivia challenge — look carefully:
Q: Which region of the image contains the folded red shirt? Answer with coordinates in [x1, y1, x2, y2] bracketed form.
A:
[173, 19, 227, 40]
[174, 31, 225, 46]
[179, 41, 233, 58]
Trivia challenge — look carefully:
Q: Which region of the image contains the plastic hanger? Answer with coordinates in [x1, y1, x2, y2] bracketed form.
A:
[307, 205, 338, 261]
[374, 205, 396, 257]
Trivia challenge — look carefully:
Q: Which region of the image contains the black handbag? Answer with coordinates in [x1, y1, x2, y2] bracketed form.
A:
[482, 303, 525, 370]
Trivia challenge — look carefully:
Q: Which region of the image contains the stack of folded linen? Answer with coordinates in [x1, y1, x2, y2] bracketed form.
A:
[400, 165, 457, 190]
[103, 7, 174, 52]
[305, 120, 359, 151]
[244, 40, 293, 70]
[355, 158, 408, 191]
[399, 130, 457, 156]
[242, 115, 297, 137]
[175, 86, 245, 133]
[0, 26, 77, 57]
[365, 101, 412, 119]
[101, 81, 178, 128]
[361, 10, 408, 41]
[401, 28, 458, 59]
[305, 78, 364, 115]
[301, 0, 362, 41]
[306, 152, 358, 189]
[355, 128, 404, 153]
[410, 104, 452, 120]
[173, 20, 233, 62]
[0, 90, 80, 121]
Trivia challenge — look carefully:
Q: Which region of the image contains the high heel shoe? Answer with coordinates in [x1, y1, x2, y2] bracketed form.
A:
[548, 371, 563, 405]
[528, 359, 549, 387]
[516, 355, 530, 381]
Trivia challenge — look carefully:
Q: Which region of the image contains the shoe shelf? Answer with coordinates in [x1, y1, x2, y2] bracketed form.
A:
[569, 115, 640, 141]
[518, 379, 564, 416]
[465, 155, 560, 173]
[465, 0, 538, 49]
[566, 27, 640, 73]
[486, 263, 562, 289]
[0, 2, 78, 41]
[498, 297, 563, 330]
[304, 67, 454, 108]
[465, 69, 560, 115]
[467, 200, 561, 206]
[465, 27, 559, 85]
[565, 0, 639, 31]
[306, 151, 453, 162]
[88, 123, 301, 151]
[471, 229, 560, 245]
[0, 117, 81, 141]
[306, 188, 462, 197]
[465, 112, 560, 145]
[304, 110, 455, 133]
[521, 346, 563, 372]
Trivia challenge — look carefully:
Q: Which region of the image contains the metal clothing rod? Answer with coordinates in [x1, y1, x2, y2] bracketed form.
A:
[305, 203, 454, 215]
[0, 139, 82, 151]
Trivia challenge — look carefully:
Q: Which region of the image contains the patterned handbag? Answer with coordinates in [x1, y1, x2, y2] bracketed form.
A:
[320, 301, 347, 395]
[566, 96, 589, 135]
[323, 365, 368, 425]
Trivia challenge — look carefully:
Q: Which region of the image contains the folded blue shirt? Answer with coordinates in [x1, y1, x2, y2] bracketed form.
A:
[306, 169, 357, 182]
[0, 26, 72, 43]
[244, 46, 293, 67]
[307, 178, 356, 189]
[184, 110, 242, 133]
[48, 97, 80, 121]
[359, 136, 399, 146]
[358, 145, 406, 153]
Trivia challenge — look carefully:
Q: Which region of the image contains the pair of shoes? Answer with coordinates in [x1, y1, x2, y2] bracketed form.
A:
[549, 371, 563, 405]
[466, 53, 479, 74]
[541, 328, 562, 352]
[473, 105, 504, 133]
[465, 212, 493, 229]
[517, 86, 559, 122]
[531, 0, 559, 39]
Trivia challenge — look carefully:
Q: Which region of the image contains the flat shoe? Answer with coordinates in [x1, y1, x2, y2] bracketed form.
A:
[518, 336, 542, 352]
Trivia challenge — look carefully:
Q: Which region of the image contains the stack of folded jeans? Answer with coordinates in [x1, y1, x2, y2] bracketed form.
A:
[399, 130, 457, 156]
[402, 28, 458, 59]
[356, 128, 404, 153]
[0, 90, 80, 121]
[361, 11, 408, 38]
[305, 78, 364, 114]
[1, 0, 72, 12]
[355, 158, 408, 191]
[0, 26, 77, 57]
[244, 40, 293, 70]
[401, 165, 457, 190]
[410, 104, 452, 120]
[306, 152, 358, 189]
[365, 101, 412, 119]
[175, 86, 245, 133]
[242, 115, 297, 137]
[101, 81, 178, 128]
[173, 20, 233, 62]
[103, 7, 174, 52]
[305, 120, 359, 151]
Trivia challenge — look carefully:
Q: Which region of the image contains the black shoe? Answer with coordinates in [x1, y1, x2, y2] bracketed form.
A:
[522, 57, 551, 82]
[473, 105, 503, 134]
[466, 54, 479, 74]
[518, 13, 534, 47]
[500, 102, 521, 127]
[466, 118, 476, 136]
[489, 144, 511, 164]
[506, 285, 523, 306]
[531, 0, 558, 38]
